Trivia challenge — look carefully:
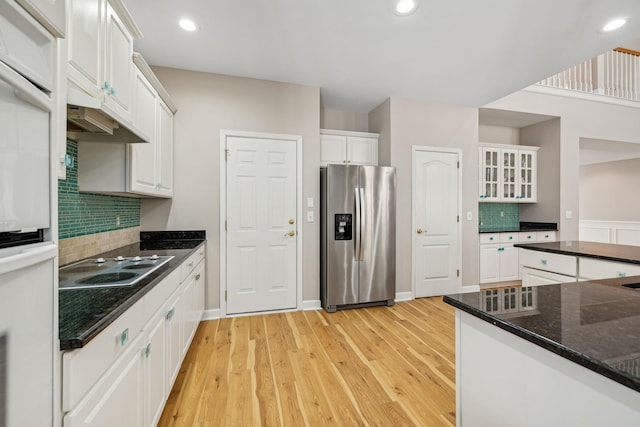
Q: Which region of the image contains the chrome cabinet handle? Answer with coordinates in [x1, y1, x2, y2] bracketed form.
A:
[541, 259, 548, 266]
[195, 273, 201, 280]
[144, 343, 151, 358]
[166, 308, 175, 321]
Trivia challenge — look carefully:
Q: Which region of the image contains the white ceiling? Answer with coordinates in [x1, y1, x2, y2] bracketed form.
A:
[124, 0, 640, 113]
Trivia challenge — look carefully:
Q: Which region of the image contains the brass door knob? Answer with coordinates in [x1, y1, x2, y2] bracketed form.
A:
[417, 228, 424, 234]
[285, 231, 296, 237]
[289, 219, 295, 225]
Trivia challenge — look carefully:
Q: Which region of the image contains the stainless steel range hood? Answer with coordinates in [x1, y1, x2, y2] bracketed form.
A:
[66, 84, 149, 143]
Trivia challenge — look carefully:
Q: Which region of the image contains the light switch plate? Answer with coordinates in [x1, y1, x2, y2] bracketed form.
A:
[307, 197, 314, 208]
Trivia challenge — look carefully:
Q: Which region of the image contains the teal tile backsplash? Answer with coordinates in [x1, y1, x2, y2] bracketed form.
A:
[479, 203, 519, 232]
[59, 140, 140, 239]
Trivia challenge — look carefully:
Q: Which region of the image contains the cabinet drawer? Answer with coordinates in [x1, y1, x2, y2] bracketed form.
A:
[62, 297, 146, 411]
[518, 232, 538, 243]
[143, 267, 180, 322]
[536, 231, 556, 242]
[579, 258, 640, 280]
[519, 249, 577, 277]
[180, 245, 205, 282]
[499, 232, 518, 243]
[480, 233, 499, 244]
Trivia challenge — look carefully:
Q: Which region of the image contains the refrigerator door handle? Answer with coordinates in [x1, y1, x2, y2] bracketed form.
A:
[354, 187, 361, 260]
[358, 187, 365, 261]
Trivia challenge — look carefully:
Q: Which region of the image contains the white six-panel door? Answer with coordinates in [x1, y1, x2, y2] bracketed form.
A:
[413, 148, 461, 297]
[225, 135, 298, 314]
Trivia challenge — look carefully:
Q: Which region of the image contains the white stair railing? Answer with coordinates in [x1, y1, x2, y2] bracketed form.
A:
[537, 49, 640, 102]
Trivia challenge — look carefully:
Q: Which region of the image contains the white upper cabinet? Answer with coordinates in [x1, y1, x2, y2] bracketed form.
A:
[78, 56, 176, 198]
[67, 0, 142, 128]
[15, 0, 65, 37]
[320, 129, 378, 166]
[102, 1, 133, 123]
[479, 143, 539, 202]
[67, 0, 105, 99]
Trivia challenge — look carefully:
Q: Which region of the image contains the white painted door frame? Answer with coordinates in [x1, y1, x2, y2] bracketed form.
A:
[411, 145, 463, 298]
[219, 129, 303, 317]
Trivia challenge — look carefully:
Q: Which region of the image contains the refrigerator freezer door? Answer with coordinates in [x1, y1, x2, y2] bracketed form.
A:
[358, 166, 396, 303]
[323, 165, 359, 306]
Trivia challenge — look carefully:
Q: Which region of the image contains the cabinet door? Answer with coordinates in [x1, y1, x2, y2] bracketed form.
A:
[103, 2, 133, 123]
[501, 149, 518, 200]
[157, 100, 174, 197]
[67, 0, 104, 98]
[479, 147, 500, 200]
[63, 335, 144, 427]
[479, 244, 500, 283]
[129, 68, 158, 195]
[165, 298, 181, 388]
[144, 313, 167, 427]
[320, 134, 347, 165]
[347, 136, 377, 165]
[518, 150, 537, 202]
[180, 275, 197, 355]
[499, 245, 519, 281]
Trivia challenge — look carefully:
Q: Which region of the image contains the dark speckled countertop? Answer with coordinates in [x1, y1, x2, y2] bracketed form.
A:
[514, 240, 640, 265]
[444, 277, 640, 392]
[59, 231, 205, 351]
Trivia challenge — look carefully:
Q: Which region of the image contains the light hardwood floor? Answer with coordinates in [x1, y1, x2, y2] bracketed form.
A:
[158, 297, 456, 426]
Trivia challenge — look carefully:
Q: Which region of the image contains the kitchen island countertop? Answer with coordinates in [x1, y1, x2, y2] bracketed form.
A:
[59, 232, 205, 350]
[514, 240, 640, 265]
[444, 276, 640, 392]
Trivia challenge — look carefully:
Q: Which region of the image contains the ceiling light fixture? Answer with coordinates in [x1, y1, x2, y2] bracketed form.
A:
[394, 0, 418, 16]
[179, 18, 198, 32]
[602, 18, 627, 32]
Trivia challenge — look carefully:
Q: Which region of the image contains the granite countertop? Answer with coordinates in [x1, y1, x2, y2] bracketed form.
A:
[515, 240, 640, 265]
[59, 231, 205, 351]
[479, 221, 558, 234]
[444, 278, 640, 392]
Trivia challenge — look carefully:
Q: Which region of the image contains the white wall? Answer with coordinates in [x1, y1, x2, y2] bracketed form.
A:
[520, 118, 561, 224]
[486, 89, 640, 240]
[320, 108, 368, 132]
[140, 67, 320, 310]
[368, 98, 391, 166]
[479, 125, 520, 145]
[580, 158, 640, 221]
[369, 98, 479, 291]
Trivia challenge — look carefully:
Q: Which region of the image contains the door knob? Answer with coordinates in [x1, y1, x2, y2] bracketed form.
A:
[288, 219, 295, 225]
[285, 231, 296, 237]
[416, 228, 424, 234]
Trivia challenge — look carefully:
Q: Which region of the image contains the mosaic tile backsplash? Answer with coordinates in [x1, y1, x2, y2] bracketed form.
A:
[479, 203, 520, 231]
[59, 140, 140, 239]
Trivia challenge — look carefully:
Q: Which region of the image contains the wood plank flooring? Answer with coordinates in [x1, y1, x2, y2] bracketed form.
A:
[158, 297, 456, 426]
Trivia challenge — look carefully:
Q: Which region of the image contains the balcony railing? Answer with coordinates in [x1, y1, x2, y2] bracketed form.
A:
[537, 48, 640, 102]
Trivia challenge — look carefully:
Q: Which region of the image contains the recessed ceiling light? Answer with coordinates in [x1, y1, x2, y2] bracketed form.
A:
[602, 18, 627, 32]
[179, 18, 198, 32]
[394, 0, 418, 16]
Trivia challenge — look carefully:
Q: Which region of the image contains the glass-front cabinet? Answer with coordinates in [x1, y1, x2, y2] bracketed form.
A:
[479, 144, 538, 202]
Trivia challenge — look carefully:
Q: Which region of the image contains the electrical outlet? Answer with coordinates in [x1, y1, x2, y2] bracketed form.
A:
[116, 215, 120, 226]
[307, 211, 314, 222]
[466, 211, 473, 220]
[500, 211, 504, 217]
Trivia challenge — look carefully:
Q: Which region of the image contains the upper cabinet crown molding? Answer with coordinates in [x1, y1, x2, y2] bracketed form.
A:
[132, 53, 177, 114]
[106, 0, 143, 40]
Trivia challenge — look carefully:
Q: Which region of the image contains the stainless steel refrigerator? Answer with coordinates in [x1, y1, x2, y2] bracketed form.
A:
[320, 165, 396, 312]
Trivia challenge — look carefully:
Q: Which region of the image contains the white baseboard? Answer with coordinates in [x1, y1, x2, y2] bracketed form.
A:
[302, 300, 321, 311]
[395, 291, 414, 302]
[202, 308, 221, 321]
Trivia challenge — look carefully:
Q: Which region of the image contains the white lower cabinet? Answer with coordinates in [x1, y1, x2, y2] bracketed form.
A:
[63, 334, 145, 427]
[144, 309, 168, 427]
[578, 257, 640, 280]
[62, 247, 206, 427]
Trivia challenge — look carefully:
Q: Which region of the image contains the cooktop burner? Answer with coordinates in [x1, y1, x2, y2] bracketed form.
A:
[59, 255, 174, 290]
